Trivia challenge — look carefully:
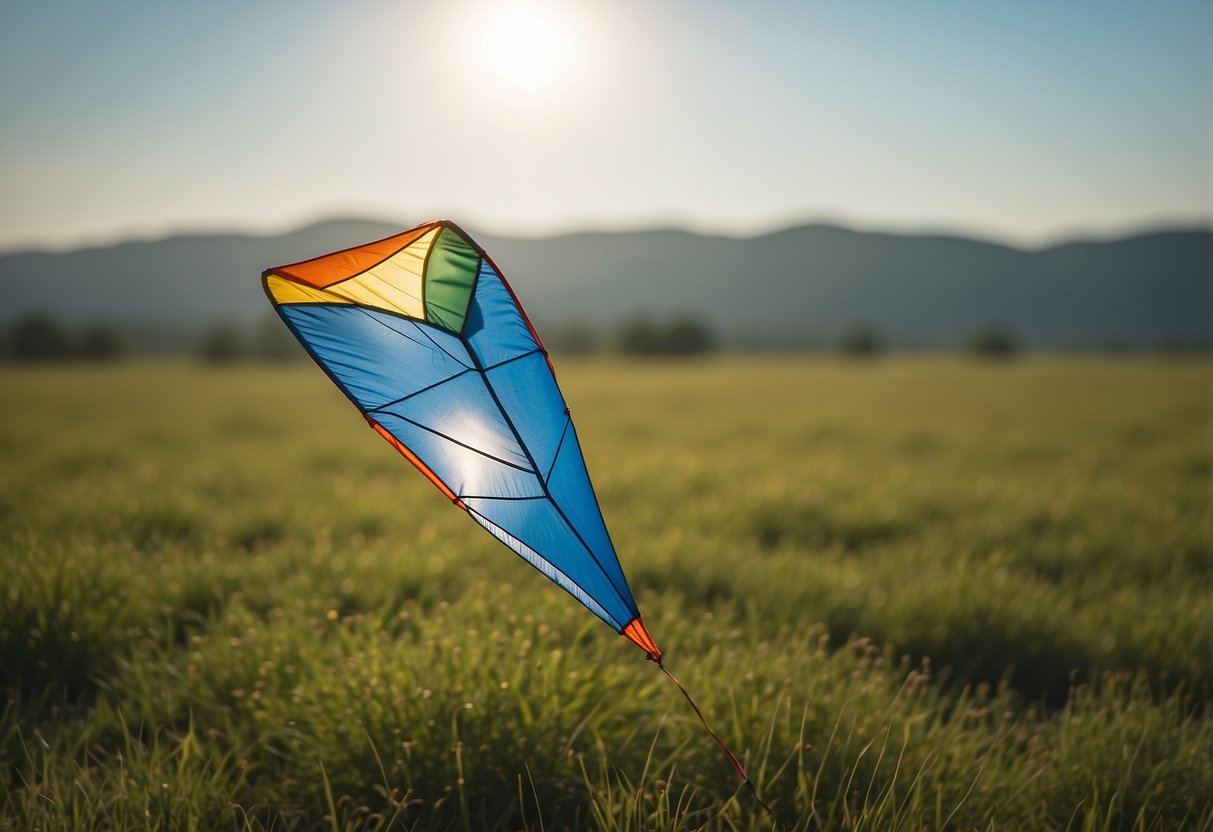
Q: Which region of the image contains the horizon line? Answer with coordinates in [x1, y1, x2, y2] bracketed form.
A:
[2, 210, 1211, 257]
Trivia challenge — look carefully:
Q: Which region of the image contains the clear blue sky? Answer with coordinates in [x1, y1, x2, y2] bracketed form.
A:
[1, 0, 1210, 250]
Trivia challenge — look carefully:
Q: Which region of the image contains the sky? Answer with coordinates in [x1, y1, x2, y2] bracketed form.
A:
[1, 0, 1210, 251]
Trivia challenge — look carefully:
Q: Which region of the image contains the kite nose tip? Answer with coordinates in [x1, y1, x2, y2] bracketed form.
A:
[621, 617, 661, 662]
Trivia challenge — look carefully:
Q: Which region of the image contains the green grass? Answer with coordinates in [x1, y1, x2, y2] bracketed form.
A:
[1, 357, 1210, 830]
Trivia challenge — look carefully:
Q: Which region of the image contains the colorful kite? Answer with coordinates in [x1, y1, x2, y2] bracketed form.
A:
[262, 220, 659, 659]
[263, 220, 773, 816]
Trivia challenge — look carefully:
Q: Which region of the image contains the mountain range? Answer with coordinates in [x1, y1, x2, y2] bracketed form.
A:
[1, 219, 1209, 349]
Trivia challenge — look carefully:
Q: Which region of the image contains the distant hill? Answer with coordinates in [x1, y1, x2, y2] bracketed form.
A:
[1, 219, 1209, 349]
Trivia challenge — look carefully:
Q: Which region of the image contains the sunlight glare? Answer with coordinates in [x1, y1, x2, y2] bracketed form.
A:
[474, 1, 577, 97]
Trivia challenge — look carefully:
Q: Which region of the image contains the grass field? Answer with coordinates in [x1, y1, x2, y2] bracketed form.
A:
[2, 358, 1211, 830]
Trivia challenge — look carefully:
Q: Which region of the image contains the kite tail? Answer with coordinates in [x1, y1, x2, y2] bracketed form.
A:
[654, 658, 782, 826]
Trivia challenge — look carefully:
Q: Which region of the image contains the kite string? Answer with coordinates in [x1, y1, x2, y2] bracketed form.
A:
[654, 659, 782, 825]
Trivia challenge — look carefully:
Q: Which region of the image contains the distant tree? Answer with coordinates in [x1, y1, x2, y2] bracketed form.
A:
[614, 317, 663, 356]
[0, 326, 9, 361]
[613, 316, 716, 357]
[12, 314, 73, 360]
[125, 324, 204, 356]
[1096, 336, 1130, 354]
[662, 317, 716, 355]
[542, 321, 600, 356]
[967, 325, 1019, 359]
[252, 312, 305, 361]
[835, 323, 882, 357]
[198, 321, 248, 363]
[78, 324, 127, 361]
[1153, 335, 1196, 356]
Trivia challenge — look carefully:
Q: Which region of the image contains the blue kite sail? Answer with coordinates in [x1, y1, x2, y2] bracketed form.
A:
[262, 220, 660, 659]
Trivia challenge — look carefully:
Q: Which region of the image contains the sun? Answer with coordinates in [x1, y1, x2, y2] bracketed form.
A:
[474, 2, 577, 97]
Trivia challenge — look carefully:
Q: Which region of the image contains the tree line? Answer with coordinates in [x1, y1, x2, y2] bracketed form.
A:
[5, 311, 1202, 364]
[0, 313, 304, 363]
[0, 314, 127, 361]
[548, 318, 1023, 359]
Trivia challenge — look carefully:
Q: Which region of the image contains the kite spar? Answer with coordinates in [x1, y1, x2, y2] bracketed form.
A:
[262, 220, 774, 817]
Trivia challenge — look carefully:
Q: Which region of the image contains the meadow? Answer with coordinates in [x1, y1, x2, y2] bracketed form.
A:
[1, 357, 1210, 831]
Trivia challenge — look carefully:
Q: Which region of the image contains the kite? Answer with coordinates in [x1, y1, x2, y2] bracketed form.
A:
[262, 219, 658, 659]
[262, 220, 774, 817]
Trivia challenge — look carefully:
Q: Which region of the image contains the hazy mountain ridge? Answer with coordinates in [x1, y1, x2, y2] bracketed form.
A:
[2, 219, 1209, 349]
